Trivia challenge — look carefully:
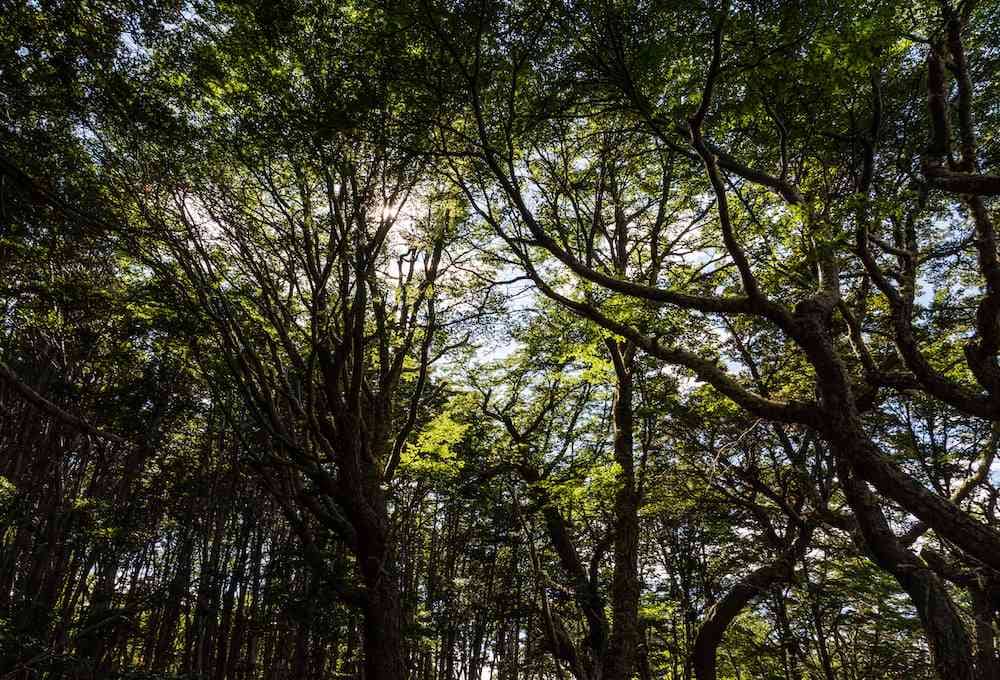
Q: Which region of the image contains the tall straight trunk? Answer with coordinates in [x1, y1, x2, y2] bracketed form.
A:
[605, 340, 641, 680]
[77, 551, 120, 677]
[243, 525, 266, 680]
[154, 530, 193, 671]
[292, 613, 310, 679]
[349, 474, 406, 680]
[773, 592, 801, 680]
[226, 522, 260, 680]
[360, 567, 405, 679]
[215, 519, 249, 680]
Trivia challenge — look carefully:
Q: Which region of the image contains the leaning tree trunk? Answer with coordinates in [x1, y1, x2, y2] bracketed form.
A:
[790, 310, 1000, 573]
[838, 459, 975, 680]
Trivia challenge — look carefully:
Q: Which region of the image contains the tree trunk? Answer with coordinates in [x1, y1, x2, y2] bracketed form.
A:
[971, 585, 999, 680]
[351, 476, 406, 680]
[794, 313, 1000, 573]
[605, 341, 641, 680]
[838, 459, 975, 680]
[361, 571, 406, 679]
[691, 560, 791, 680]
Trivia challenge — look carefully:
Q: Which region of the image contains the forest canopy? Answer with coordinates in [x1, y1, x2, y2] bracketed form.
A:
[2, 0, 1000, 678]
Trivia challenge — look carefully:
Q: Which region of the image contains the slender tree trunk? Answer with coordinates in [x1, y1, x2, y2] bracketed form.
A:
[802, 557, 836, 680]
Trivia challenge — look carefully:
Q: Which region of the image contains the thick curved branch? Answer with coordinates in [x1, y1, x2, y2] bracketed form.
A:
[691, 524, 810, 680]
[501, 244, 819, 425]
[900, 424, 998, 546]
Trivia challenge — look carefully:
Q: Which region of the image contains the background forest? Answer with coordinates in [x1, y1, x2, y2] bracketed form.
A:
[2, 0, 1000, 678]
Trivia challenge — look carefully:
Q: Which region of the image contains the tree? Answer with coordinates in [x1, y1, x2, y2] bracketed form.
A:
[4, 0, 1000, 677]
[425, 0, 1000, 675]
